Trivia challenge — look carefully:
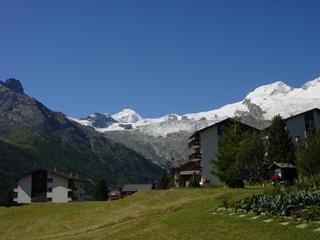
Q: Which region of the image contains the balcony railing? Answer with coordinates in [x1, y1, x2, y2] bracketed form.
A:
[189, 152, 201, 161]
[188, 139, 200, 148]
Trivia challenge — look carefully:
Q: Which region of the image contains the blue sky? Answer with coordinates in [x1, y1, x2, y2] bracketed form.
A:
[0, 0, 319, 118]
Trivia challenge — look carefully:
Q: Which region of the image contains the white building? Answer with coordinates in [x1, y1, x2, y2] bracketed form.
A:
[13, 169, 86, 203]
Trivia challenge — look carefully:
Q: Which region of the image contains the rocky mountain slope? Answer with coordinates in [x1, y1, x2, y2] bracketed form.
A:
[70, 77, 320, 166]
[0, 79, 161, 194]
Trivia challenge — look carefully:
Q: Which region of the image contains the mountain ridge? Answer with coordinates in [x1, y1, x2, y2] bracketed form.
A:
[70, 76, 320, 137]
[0, 79, 162, 194]
[68, 76, 320, 167]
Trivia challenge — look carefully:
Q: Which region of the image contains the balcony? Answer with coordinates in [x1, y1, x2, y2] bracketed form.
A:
[180, 170, 201, 176]
[189, 152, 201, 161]
[188, 139, 200, 148]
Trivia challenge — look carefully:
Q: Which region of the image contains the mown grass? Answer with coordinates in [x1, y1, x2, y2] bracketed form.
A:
[0, 187, 319, 240]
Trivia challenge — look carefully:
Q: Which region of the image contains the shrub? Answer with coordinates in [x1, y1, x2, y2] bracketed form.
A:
[295, 175, 320, 192]
[93, 179, 107, 201]
[297, 130, 320, 177]
[263, 185, 284, 196]
[235, 190, 320, 217]
[300, 207, 320, 222]
[222, 194, 230, 209]
[0, 191, 13, 207]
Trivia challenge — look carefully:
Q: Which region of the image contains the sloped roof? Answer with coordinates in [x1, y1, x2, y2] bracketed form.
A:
[17, 168, 88, 182]
[285, 108, 320, 121]
[190, 108, 320, 139]
[271, 162, 296, 169]
[122, 184, 153, 192]
[189, 117, 261, 139]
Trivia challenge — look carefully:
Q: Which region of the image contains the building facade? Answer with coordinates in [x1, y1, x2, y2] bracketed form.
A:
[184, 108, 320, 187]
[173, 161, 201, 187]
[285, 108, 320, 144]
[187, 118, 260, 185]
[13, 169, 86, 204]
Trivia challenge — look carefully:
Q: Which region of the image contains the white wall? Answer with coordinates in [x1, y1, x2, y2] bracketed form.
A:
[200, 126, 221, 184]
[47, 173, 71, 203]
[15, 175, 32, 204]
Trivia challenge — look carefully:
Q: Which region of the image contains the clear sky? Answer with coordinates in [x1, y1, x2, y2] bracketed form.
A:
[0, 0, 319, 118]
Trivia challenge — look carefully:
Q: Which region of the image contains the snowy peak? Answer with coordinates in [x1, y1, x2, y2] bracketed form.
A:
[112, 108, 142, 123]
[69, 76, 320, 137]
[245, 81, 293, 100]
[69, 112, 117, 128]
[302, 77, 320, 90]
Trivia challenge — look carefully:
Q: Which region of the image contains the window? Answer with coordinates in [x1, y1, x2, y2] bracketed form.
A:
[47, 188, 52, 192]
[47, 197, 52, 202]
[47, 178, 53, 183]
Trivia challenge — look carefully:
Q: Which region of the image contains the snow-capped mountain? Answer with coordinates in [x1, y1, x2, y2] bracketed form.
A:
[112, 108, 142, 123]
[68, 113, 117, 128]
[69, 77, 320, 137]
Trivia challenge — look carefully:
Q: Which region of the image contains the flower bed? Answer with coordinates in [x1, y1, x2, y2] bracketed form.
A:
[235, 190, 320, 220]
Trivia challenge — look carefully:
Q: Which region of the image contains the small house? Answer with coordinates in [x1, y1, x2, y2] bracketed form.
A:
[107, 184, 121, 200]
[121, 184, 153, 197]
[270, 162, 297, 185]
[13, 168, 88, 204]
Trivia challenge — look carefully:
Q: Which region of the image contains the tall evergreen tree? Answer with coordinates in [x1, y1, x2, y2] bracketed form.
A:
[212, 118, 246, 188]
[158, 169, 170, 189]
[267, 115, 295, 163]
[297, 130, 320, 177]
[237, 131, 270, 182]
[93, 179, 107, 201]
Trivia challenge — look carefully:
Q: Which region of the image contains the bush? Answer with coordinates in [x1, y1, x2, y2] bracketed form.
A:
[189, 175, 201, 188]
[297, 130, 320, 177]
[263, 185, 284, 196]
[0, 191, 13, 207]
[295, 175, 320, 192]
[235, 190, 320, 217]
[300, 207, 320, 222]
[222, 194, 230, 208]
[228, 179, 244, 188]
[93, 179, 107, 201]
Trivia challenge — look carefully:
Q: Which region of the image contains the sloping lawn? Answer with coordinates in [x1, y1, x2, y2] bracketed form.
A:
[0, 187, 319, 240]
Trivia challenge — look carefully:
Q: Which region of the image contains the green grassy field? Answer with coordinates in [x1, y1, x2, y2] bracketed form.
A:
[0, 187, 319, 240]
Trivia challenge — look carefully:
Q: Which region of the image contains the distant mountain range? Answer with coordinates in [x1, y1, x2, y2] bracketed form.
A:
[1, 76, 320, 194]
[0, 79, 161, 194]
[69, 76, 320, 166]
[70, 77, 320, 136]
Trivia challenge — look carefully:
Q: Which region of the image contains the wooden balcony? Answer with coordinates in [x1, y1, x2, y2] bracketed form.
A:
[188, 139, 200, 148]
[189, 152, 201, 161]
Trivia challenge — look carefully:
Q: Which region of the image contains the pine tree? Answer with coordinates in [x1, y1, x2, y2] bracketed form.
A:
[212, 118, 246, 188]
[297, 130, 320, 177]
[158, 169, 169, 189]
[267, 115, 295, 163]
[93, 179, 107, 201]
[237, 131, 270, 182]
